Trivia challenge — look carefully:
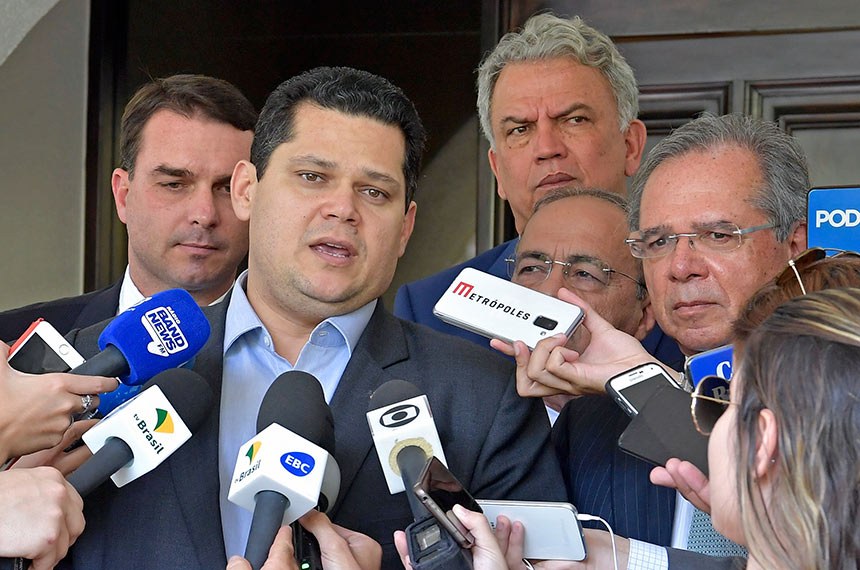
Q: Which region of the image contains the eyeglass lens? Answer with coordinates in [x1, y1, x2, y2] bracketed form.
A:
[692, 375, 731, 435]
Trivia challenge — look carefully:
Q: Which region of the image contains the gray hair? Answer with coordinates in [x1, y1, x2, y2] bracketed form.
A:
[477, 12, 639, 148]
[629, 114, 809, 242]
[530, 187, 647, 300]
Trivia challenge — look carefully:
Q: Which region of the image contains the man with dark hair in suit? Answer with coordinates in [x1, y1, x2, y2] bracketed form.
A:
[0, 74, 256, 342]
[393, 12, 683, 370]
[62, 66, 563, 570]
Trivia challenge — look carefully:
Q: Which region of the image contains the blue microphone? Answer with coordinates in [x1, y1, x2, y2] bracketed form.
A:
[72, 288, 210, 417]
[70, 288, 210, 387]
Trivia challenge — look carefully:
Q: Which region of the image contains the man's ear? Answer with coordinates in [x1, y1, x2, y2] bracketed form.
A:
[787, 221, 808, 257]
[488, 148, 506, 201]
[398, 201, 417, 258]
[623, 119, 647, 177]
[231, 160, 257, 222]
[754, 408, 779, 480]
[633, 293, 656, 341]
[111, 168, 131, 224]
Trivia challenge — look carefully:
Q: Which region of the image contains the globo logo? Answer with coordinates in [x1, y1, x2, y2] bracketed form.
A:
[815, 209, 860, 228]
[280, 452, 315, 476]
[379, 404, 420, 428]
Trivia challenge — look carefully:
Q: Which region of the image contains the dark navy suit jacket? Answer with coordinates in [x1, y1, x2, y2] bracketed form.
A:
[553, 395, 676, 545]
[60, 300, 565, 569]
[0, 280, 121, 343]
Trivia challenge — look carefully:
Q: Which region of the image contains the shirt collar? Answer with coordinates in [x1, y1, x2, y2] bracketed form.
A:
[117, 265, 231, 315]
[224, 270, 376, 357]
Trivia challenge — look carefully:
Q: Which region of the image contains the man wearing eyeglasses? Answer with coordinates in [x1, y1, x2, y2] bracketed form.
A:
[392, 13, 683, 371]
[520, 113, 808, 567]
[494, 187, 654, 418]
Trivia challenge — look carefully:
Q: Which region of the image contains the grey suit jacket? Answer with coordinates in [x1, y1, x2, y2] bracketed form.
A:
[61, 299, 564, 569]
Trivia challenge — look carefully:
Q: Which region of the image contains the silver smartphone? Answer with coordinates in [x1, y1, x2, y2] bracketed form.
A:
[477, 499, 587, 561]
[433, 268, 584, 349]
[412, 456, 482, 549]
[605, 362, 681, 417]
[8, 319, 85, 373]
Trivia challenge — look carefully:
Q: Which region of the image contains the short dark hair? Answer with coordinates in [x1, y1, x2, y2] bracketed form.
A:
[251, 66, 426, 210]
[120, 74, 257, 177]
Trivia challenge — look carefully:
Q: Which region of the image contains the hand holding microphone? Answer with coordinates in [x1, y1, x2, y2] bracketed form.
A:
[225, 511, 381, 570]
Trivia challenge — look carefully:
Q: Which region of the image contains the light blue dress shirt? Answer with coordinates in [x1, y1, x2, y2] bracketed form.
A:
[218, 271, 375, 559]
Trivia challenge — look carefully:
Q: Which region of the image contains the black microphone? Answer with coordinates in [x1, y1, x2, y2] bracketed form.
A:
[66, 367, 214, 496]
[227, 371, 340, 570]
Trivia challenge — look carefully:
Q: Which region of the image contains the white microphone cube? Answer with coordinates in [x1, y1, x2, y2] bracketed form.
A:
[228, 424, 339, 524]
[82, 385, 192, 487]
[366, 394, 447, 494]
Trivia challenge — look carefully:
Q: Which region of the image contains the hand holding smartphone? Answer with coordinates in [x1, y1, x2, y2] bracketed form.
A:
[477, 499, 587, 561]
[433, 268, 584, 349]
[411, 456, 482, 549]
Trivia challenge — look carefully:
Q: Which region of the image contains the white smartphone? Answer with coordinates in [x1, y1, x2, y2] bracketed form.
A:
[605, 362, 681, 417]
[477, 499, 587, 561]
[433, 268, 584, 349]
[8, 319, 85, 373]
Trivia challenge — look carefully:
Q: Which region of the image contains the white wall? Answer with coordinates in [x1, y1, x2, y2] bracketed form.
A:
[0, 0, 89, 310]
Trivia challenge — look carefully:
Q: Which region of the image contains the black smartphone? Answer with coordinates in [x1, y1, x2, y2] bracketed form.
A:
[411, 456, 482, 548]
[292, 520, 322, 570]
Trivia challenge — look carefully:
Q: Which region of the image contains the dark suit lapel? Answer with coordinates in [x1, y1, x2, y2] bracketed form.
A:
[328, 303, 408, 515]
[166, 300, 230, 567]
[73, 279, 122, 329]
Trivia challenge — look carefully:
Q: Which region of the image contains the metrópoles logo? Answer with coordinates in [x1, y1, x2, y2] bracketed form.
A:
[450, 280, 531, 321]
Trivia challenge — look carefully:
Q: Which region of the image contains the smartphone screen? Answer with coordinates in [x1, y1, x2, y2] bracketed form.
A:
[417, 456, 482, 514]
[8, 322, 83, 373]
[607, 364, 680, 417]
[412, 456, 481, 548]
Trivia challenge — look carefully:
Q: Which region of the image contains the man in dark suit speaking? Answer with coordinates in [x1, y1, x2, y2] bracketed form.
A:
[62, 67, 563, 570]
[0, 74, 256, 342]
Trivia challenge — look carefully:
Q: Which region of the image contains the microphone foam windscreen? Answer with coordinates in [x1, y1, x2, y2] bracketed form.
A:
[144, 368, 214, 433]
[257, 371, 335, 456]
[98, 289, 211, 385]
[368, 379, 423, 411]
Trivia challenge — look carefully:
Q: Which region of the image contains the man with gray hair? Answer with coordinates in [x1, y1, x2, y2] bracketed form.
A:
[395, 12, 682, 369]
[520, 113, 808, 565]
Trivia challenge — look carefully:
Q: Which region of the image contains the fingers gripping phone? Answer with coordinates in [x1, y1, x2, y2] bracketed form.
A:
[411, 456, 482, 549]
[433, 268, 584, 349]
[477, 499, 587, 561]
[605, 362, 682, 417]
[8, 319, 85, 373]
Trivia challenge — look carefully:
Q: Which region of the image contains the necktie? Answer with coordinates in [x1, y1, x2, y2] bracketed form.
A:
[686, 507, 748, 558]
